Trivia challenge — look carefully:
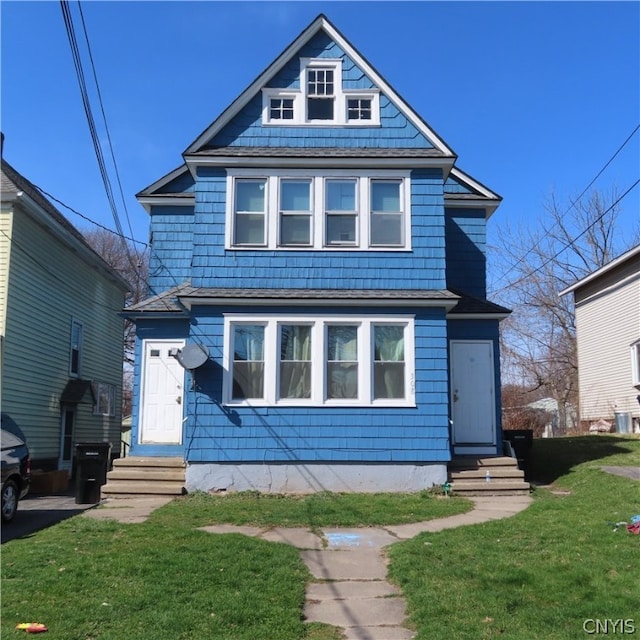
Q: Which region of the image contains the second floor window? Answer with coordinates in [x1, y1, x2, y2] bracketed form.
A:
[70, 319, 83, 376]
[227, 170, 410, 251]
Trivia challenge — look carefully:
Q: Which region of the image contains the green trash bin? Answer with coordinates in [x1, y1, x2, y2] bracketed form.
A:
[75, 442, 111, 504]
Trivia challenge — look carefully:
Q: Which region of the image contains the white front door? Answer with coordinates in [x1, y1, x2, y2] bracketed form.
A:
[140, 340, 185, 444]
[450, 340, 496, 446]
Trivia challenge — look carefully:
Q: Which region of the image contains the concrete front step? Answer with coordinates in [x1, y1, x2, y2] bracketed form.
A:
[112, 456, 185, 469]
[450, 480, 531, 496]
[449, 455, 519, 469]
[450, 468, 525, 480]
[103, 457, 186, 498]
[107, 468, 186, 482]
[102, 480, 185, 496]
[448, 456, 530, 496]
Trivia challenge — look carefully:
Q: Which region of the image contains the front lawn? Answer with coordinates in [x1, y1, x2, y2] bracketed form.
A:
[2, 436, 638, 639]
[388, 435, 640, 639]
[1, 490, 468, 640]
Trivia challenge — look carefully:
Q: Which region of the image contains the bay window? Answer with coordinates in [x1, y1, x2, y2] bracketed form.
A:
[224, 315, 415, 406]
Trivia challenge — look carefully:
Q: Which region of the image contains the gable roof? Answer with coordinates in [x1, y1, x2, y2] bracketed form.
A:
[445, 167, 502, 219]
[184, 14, 456, 158]
[1, 158, 130, 291]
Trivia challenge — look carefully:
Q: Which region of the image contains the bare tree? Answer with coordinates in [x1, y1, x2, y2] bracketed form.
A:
[493, 187, 638, 433]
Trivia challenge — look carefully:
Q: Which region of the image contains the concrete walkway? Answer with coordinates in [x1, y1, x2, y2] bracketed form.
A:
[198, 495, 533, 640]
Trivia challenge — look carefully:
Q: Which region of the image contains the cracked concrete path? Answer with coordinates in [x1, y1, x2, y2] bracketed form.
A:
[199, 495, 533, 639]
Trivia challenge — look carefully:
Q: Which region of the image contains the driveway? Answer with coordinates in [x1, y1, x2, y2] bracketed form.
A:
[1, 491, 96, 544]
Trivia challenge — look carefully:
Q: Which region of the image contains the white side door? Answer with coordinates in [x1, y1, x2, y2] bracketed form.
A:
[140, 340, 185, 444]
[450, 340, 496, 445]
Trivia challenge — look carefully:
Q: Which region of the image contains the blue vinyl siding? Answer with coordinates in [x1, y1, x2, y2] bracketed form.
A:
[445, 208, 487, 298]
[143, 305, 452, 463]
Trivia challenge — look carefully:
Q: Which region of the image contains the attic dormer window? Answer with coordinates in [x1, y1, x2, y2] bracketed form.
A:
[262, 58, 380, 126]
[307, 67, 334, 120]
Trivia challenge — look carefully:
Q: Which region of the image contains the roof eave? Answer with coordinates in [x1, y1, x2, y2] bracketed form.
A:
[16, 191, 130, 292]
[136, 195, 195, 214]
[179, 295, 459, 311]
[447, 312, 511, 321]
[184, 154, 456, 171]
[559, 244, 640, 297]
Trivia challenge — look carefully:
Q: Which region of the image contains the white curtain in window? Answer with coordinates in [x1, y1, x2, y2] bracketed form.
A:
[233, 325, 265, 399]
[374, 325, 405, 399]
[280, 325, 312, 399]
[327, 325, 358, 399]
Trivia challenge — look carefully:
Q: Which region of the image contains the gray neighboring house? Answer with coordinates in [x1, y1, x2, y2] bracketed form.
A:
[1, 153, 130, 473]
[560, 245, 640, 433]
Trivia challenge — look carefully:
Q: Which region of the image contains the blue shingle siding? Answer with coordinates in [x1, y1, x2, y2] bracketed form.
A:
[188, 168, 445, 290]
[210, 33, 430, 149]
[148, 206, 194, 294]
[178, 305, 450, 464]
[157, 171, 195, 194]
[444, 175, 475, 195]
[445, 208, 486, 298]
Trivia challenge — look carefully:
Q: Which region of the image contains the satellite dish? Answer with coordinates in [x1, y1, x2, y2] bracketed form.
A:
[175, 344, 209, 370]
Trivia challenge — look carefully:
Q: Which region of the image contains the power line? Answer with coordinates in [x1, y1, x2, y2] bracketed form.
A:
[490, 123, 640, 292]
[496, 177, 640, 294]
[35, 183, 146, 246]
[76, 1, 136, 243]
[59, 0, 139, 275]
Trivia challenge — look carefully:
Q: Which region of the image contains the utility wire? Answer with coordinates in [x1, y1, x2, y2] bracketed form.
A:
[76, 0, 136, 243]
[498, 177, 640, 294]
[59, 0, 139, 274]
[36, 184, 146, 246]
[490, 123, 640, 292]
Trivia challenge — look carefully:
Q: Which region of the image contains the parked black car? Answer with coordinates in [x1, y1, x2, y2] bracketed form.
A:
[1, 424, 31, 522]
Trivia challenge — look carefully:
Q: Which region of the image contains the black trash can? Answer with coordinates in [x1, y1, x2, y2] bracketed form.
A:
[75, 442, 112, 504]
[502, 429, 533, 479]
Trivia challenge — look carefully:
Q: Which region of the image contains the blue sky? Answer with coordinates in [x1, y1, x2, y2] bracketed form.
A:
[1, 1, 638, 292]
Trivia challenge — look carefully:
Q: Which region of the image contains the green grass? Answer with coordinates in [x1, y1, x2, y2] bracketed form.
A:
[1, 490, 468, 639]
[388, 435, 640, 640]
[150, 489, 471, 531]
[3, 437, 638, 639]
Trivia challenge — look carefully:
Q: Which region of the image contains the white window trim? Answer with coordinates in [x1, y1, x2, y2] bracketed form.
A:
[223, 314, 416, 408]
[632, 340, 640, 388]
[261, 58, 380, 126]
[225, 169, 411, 251]
[70, 318, 83, 377]
[93, 381, 116, 417]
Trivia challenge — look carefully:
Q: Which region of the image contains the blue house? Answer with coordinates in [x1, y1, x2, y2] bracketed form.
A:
[121, 15, 510, 494]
